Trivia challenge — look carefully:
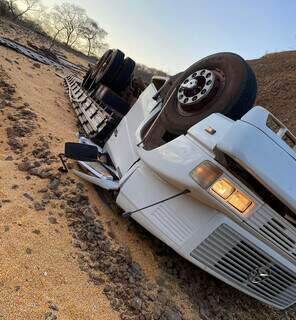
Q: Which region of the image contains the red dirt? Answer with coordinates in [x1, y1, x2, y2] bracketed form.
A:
[250, 51, 296, 133]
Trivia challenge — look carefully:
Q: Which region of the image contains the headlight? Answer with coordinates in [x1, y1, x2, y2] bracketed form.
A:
[211, 178, 235, 199]
[228, 190, 252, 212]
[191, 161, 254, 214]
[211, 178, 253, 213]
[190, 161, 222, 188]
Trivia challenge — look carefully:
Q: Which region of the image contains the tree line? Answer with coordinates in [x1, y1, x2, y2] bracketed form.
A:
[0, 0, 108, 56]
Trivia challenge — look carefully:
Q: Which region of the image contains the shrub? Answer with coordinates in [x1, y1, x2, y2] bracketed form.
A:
[0, 0, 11, 17]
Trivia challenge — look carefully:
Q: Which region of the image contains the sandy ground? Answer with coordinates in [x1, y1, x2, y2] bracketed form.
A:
[0, 45, 120, 319]
[0, 19, 190, 320]
[0, 19, 89, 70]
[1, 17, 296, 320]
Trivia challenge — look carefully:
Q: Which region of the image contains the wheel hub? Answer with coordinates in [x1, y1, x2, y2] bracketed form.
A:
[181, 78, 198, 90]
[177, 69, 215, 105]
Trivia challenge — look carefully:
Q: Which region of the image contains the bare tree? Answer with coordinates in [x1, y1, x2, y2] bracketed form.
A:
[44, 10, 66, 50]
[81, 18, 107, 55]
[51, 3, 86, 46]
[30, 2, 108, 55]
[7, 0, 40, 20]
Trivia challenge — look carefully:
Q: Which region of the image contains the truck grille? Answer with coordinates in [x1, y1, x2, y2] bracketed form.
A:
[191, 224, 296, 309]
[248, 206, 296, 259]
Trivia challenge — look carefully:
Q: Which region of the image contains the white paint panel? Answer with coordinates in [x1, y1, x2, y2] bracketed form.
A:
[105, 84, 158, 175]
[116, 161, 219, 249]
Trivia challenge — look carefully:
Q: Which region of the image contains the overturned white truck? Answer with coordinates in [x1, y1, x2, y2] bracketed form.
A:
[62, 50, 296, 309]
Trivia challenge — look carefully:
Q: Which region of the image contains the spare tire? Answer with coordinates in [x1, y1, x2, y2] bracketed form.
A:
[93, 85, 130, 116]
[161, 52, 257, 134]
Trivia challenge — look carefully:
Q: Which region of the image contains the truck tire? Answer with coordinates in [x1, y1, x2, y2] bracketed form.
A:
[84, 50, 113, 90]
[93, 85, 130, 116]
[161, 52, 257, 134]
[111, 57, 136, 92]
[91, 49, 125, 91]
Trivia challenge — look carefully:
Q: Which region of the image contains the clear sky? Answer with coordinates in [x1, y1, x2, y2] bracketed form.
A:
[44, 0, 296, 74]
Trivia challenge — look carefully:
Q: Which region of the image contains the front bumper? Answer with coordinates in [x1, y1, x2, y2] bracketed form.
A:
[116, 161, 296, 309]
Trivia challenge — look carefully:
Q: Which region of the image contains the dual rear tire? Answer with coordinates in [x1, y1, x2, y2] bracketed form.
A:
[82, 49, 136, 94]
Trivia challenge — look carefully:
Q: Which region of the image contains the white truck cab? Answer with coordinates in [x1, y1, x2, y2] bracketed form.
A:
[62, 51, 296, 309]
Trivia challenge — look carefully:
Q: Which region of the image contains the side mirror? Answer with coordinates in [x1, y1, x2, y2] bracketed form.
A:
[64, 142, 98, 162]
